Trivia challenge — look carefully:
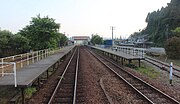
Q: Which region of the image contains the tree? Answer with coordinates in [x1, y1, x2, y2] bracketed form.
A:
[0, 29, 29, 57]
[9, 34, 30, 53]
[137, 0, 180, 47]
[165, 27, 180, 59]
[57, 33, 68, 47]
[171, 27, 180, 37]
[91, 34, 103, 45]
[0, 30, 13, 57]
[0, 30, 12, 49]
[165, 36, 180, 59]
[18, 15, 60, 50]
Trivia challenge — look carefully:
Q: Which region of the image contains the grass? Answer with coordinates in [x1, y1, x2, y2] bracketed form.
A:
[25, 87, 37, 99]
[134, 62, 160, 79]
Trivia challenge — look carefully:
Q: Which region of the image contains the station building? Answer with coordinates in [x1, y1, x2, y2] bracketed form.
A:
[72, 36, 90, 45]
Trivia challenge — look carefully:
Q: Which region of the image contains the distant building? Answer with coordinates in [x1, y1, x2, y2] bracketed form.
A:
[133, 34, 153, 48]
[72, 36, 90, 45]
[113, 34, 153, 48]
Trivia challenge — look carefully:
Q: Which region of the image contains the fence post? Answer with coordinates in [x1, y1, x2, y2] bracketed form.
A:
[12, 56, 15, 61]
[2, 58, 4, 76]
[13, 63, 17, 87]
[32, 52, 34, 63]
[40, 51, 41, 59]
[21, 54, 23, 68]
[45, 49, 47, 58]
[42, 50, 44, 59]
[37, 51, 39, 61]
[27, 53, 29, 65]
[142, 50, 144, 58]
[169, 62, 173, 85]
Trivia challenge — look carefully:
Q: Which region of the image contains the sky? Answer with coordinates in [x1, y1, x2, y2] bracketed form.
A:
[0, 0, 171, 39]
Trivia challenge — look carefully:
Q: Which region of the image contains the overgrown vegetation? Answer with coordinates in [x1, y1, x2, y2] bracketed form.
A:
[135, 63, 160, 79]
[25, 87, 37, 99]
[164, 27, 180, 59]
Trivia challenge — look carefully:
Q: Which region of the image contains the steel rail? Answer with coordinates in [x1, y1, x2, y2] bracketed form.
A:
[73, 48, 79, 104]
[145, 58, 180, 78]
[145, 56, 180, 73]
[88, 49, 154, 104]
[48, 47, 77, 104]
[88, 49, 180, 104]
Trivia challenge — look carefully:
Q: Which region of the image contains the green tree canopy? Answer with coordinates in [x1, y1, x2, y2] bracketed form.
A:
[165, 27, 180, 59]
[18, 15, 61, 50]
[171, 27, 180, 37]
[10, 34, 30, 52]
[91, 34, 103, 45]
[165, 36, 180, 59]
[57, 33, 68, 47]
[0, 30, 12, 49]
[0, 29, 29, 57]
[134, 0, 180, 47]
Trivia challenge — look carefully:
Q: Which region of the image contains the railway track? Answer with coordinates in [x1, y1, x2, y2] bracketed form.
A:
[47, 47, 80, 104]
[145, 56, 180, 78]
[89, 49, 180, 104]
[47, 47, 112, 103]
[28, 46, 114, 104]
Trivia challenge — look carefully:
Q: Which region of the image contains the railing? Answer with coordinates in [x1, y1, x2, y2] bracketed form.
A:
[0, 62, 17, 87]
[113, 46, 146, 58]
[0, 48, 61, 87]
[94, 45, 146, 58]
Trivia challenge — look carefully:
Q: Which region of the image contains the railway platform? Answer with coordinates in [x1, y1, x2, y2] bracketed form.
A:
[0, 46, 74, 87]
[89, 45, 145, 67]
[0, 46, 75, 103]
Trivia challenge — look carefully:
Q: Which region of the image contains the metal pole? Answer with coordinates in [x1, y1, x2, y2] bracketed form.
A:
[111, 26, 115, 46]
[166, 24, 169, 40]
[45, 49, 47, 57]
[112, 27, 113, 46]
[27, 53, 29, 65]
[13, 63, 17, 87]
[37, 51, 39, 61]
[169, 62, 173, 85]
[32, 52, 34, 63]
[12, 56, 15, 61]
[2, 58, 4, 76]
[42, 50, 44, 59]
[21, 54, 23, 68]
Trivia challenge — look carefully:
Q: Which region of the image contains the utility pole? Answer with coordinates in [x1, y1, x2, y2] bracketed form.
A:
[110, 26, 115, 46]
[166, 24, 169, 40]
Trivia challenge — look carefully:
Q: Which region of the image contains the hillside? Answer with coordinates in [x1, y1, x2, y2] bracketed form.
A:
[135, 0, 180, 47]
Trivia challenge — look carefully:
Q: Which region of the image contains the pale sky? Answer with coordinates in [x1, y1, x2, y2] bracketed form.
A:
[0, 0, 170, 39]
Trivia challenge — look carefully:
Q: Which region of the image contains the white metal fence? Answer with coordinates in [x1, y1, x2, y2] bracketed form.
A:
[96, 45, 146, 58]
[113, 46, 146, 58]
[0, 48, 60, 87]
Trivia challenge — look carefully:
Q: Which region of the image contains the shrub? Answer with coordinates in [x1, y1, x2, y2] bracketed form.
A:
[165, 36, 180, 59]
